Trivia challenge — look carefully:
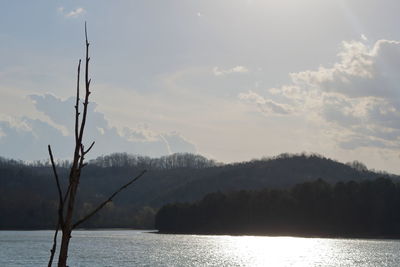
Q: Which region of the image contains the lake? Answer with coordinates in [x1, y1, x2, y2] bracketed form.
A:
[1, 230, 400, 266]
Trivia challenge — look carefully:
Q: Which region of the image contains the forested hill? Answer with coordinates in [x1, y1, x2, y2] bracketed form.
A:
[0, 153, 396, 229]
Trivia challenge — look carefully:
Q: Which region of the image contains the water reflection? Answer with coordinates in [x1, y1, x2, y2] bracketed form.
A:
[226, 236, 321, 266]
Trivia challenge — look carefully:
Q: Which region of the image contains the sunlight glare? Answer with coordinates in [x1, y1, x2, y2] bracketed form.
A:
[225, 236, 328, 267]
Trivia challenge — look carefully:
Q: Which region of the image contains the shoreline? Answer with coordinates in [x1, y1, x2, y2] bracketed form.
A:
[0, 228, 156, 232]
[3, 228, 400, 240]
[156, 230, 400, 240]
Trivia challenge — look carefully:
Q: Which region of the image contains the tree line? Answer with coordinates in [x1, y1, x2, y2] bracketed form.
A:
[155, 178, 400, 238]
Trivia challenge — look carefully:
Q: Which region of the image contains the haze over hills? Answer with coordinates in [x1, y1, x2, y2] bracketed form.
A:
[0, 152, 397, 229]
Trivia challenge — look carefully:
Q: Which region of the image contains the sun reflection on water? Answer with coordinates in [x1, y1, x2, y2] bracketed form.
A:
[218, 235, 335, 267]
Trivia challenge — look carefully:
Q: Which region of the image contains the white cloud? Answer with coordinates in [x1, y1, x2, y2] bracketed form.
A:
[66, 7, 86, 18]
[213, 66, 249, 76]
[0, 94, 196, 160]
[58, 7, 86, 18]
[239, 90, 291, 115]
[240, 39, 400, 151]
[291, 40, 400, 98]
[361, 34, 368, 41]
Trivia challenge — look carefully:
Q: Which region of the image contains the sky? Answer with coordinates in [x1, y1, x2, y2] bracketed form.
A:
[1, 0, 400, 173]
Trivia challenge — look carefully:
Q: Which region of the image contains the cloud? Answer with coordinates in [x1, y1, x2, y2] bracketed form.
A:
[162, 132, 197, 154]
[0, 94, 196, 160]
[240, 39, 400, 151]
[361, 34, 368, 41]
[290, 40, 400, 98]
[213, 66, 249, 76]
[239, 90, 291, 115]
[58, 7, 86, 18]
[290, 40, 400, 130]
[0, 118, 69, 160]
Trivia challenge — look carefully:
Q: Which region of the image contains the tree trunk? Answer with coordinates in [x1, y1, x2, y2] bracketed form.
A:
[57, 167, 80, 266]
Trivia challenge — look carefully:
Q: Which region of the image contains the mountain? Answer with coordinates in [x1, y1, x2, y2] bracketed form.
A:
[0, 153, 396, 229]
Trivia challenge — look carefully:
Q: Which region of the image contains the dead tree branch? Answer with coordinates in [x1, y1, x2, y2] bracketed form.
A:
[48, 145, 64, 223]
[84, 141, 95, 155]
[47, 145, 63, 267]
[48, 23, 146, 267]
[74, 60, 81, 143]
[56, 24, 91, 265]
[72, 170, 146, 229]
[48, 223, 60, 267]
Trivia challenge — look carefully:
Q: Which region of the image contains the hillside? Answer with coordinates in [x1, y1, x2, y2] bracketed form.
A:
[0, 153, 396, 229]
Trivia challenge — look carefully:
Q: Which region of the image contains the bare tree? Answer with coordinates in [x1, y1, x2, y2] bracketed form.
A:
[47, 23, 146, 267]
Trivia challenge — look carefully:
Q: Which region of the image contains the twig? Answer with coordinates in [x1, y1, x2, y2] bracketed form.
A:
[72, 170, 146, 229]
[77, 21, 91, 145]
[84, 141, 95, 155]
[48, 145, 64, 226]
[47, 222, 60, 267]
[47, 145, 63, 267]
[74, 60, 81, 143]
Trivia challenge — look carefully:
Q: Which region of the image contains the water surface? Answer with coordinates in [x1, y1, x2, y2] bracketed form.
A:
[1, 230, 399, 266]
